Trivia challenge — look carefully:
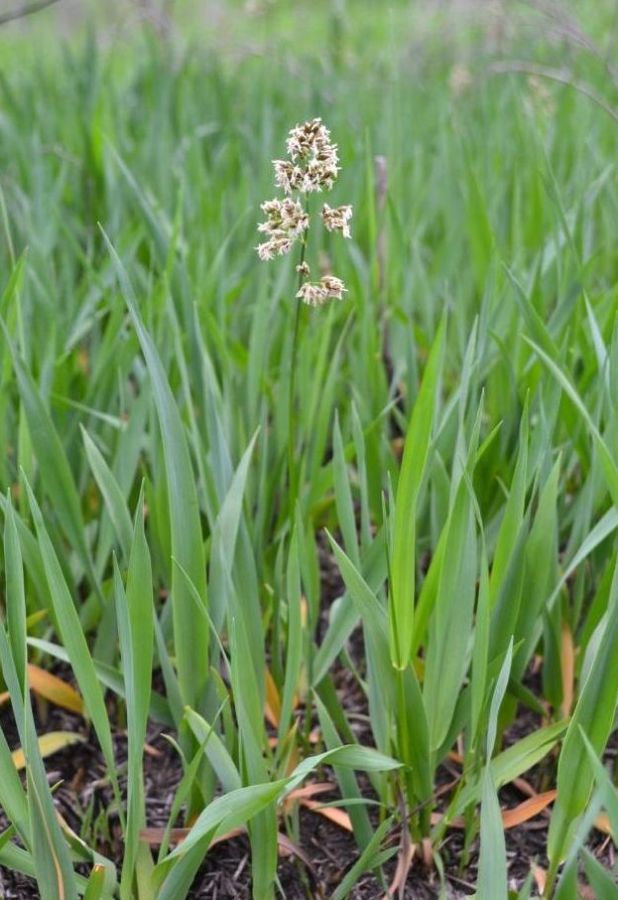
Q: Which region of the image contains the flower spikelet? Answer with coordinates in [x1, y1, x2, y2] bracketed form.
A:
[256, 198, 308, 259]
[321, 203, 352, 239]
[296, 275, 347, 307]
[273, 117, 339, 195]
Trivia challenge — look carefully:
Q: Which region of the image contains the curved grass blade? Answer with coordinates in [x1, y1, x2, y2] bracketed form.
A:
[391, 316, 445, 668]
[22, 478, 120, 813]
[547, 555, 618, 884]
[100, 227, 209, 710]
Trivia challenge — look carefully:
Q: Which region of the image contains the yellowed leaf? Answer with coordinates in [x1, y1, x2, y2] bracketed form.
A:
[560, 621, 575, 717]
[27, 664, 83, 715]
[264, 667, 281, 728]
[26, 610, 48, 629]
[594, 812, 612, 836]
[12, 731, 85, 771]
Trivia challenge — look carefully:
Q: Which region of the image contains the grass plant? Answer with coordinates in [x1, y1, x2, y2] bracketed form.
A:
[0, 2, 617, 896]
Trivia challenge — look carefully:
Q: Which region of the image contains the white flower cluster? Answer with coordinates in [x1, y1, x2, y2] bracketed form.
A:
[256, 118, 352, 307]
[296, 275, 347, 307]
[321, 203, 352, 239]
[273, 118, 340, 195]
[256, 198, 309, 261]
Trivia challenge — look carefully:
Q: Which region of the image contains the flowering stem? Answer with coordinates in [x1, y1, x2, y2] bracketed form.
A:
[287, 236, 307, 527]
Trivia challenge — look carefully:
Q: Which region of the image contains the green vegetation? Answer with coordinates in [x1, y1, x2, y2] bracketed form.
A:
[0, 1, 618, 897]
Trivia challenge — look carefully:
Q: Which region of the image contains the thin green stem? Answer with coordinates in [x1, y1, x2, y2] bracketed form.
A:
[287, 233, 307, 529]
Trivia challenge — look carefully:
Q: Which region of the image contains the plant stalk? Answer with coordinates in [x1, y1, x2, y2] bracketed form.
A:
[287, 233, 307, 529]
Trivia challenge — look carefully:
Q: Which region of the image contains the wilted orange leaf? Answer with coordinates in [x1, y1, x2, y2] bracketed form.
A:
[300, 798, 353, 831]
[140, 825, 245, 847]
[287, 782, 335, 803]
[140, 827, 188, 846]
[501, 790, 556, 829]
[27, 665, 83, 715]
[140, 825, 314, 872]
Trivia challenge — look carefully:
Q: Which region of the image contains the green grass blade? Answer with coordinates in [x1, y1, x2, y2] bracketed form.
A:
[390, 316, 445, 668]
[0, 319, 99, 598]
[101, 227, 209, 710]
[115, 484, 154, 899]
[23, 477, 119, 806]
[423, 481, 477, 750]
[548, 556, 618, 879]
[82, 427, 133, 564]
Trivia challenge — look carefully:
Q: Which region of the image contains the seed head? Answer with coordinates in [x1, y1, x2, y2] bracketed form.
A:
[319, 275, 347, 300]
[257, 118, 351, 306]
[286, 118, 336, 163]
[296, 275, 347, 307]
[272, 117, 340, 195]
[256, 235, 294, 260]
[258, 198, 309, 237]
[256, 198, 308, 260]
[321, 203, 352, 239]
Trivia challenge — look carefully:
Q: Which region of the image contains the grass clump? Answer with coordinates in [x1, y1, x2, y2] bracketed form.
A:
[0, 2, 617, 897]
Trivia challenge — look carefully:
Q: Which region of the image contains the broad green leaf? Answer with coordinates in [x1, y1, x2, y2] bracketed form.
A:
[390, 316, 445, 668]
[424, 481, 477, 750]
[477, 766, 508, 900]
